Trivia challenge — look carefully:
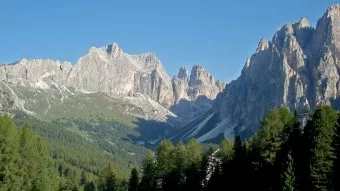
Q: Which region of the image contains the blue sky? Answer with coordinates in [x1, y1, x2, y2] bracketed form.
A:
[0, 0, 338, 82]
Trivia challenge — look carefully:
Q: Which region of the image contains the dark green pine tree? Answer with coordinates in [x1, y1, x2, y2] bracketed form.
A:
[288, 110, 302, 153]
[183, 139, 203, 191]
[98, 164, 117, 191]
[183, 165, 202, 191]
[19, 125, 40, 190]
[0, 115, 22, 190]
[139, 151, 158, 191]
[289, 110, 305, 191]
[332, 113, 340, 190]
[185, 139, 202, 167]
[240, 141, 256, 191]
[162, 170, 181, 191]
[250, 107, 293, 165]
[162, 142, 187, 191]
[0, 115, 59, 190]
[80, 170, 87, 186]
[304, 105, 337, 190]
[232, 135, 245, 190]
[155, 139, 175, 180]
[280, 151, 296, 191]
[234, 136, 243, 161]
[128, 168, 139, 191]
[249, 107, 294, 190]
[33, 137, 60, 190]
[273, 109, 301, 190]
[84, 181, 96, 191]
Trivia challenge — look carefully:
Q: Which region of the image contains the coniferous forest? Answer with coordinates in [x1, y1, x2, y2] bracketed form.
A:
[2, 105, 340, 190]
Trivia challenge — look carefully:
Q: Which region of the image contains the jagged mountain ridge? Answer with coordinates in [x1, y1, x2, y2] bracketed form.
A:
[171, 4, 340, 143]
[172, 65, 225, 119]
[0, 43, 224, 123]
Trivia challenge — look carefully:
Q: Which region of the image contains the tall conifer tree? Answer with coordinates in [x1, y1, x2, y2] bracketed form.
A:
[280, 151, 296, 191]
[0, 115, 21, 190]
[304, 105, 337, 190]
[332, 113, 340, 190]
[128, 168, 139, 191]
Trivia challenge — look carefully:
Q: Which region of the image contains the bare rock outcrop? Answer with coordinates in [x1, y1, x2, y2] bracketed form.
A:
[171, 65, 225, 119]
[66, 43, 175, 108]
[214, 4, 340, 138]
[0, 43, 223, 121]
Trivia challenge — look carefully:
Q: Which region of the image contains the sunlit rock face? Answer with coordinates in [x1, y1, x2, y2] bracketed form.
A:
[66, 43, 175, 108]
[0, 42, 223, 122]
[171, 65, 225, 119]
[213, 5, 340, 138]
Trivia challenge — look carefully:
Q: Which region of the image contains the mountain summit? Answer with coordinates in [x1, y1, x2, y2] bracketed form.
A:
[3, 5, 340, 143]
[171, 65, 225, 119]
[0, 43, 223, 123]
[170, 5, 340, 142]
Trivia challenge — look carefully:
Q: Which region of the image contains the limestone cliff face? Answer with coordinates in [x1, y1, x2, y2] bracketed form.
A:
[309, 5, 340, 106]
[0, 59, 72, 88]
[172, 67, 190, 103]
[188, 64, 225, 101]
[172, 65, 225, 103]
[171, 65, 225, 119]
[0, 43, 223, 120]
[66, 43, 174, 108]
[214, 5, 340, 137]
[0, 43, 175, 108]
[168, 5, 340, 143]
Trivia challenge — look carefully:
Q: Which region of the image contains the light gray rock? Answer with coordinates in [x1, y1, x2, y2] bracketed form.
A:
[171, 65, 225, 119]
[188, 64, 225, 101]
[212, 4, 340, 137]
[0, 42, 223, 121]
[0, 59, 72, 88]
[153, 4, 340, 143]
[66, 43, 175, 108]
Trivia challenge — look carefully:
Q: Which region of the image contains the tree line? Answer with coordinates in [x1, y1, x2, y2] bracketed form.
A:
[129, 105, 340, 191]
[2, 105, 340, 190]
[0, 114, 59, 190]
[0, 114, 131, 191]
[13, 112, 145, 190]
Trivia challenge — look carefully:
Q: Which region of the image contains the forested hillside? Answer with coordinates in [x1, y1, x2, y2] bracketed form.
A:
[1, 112, 148, 190]
[2, 105, 340, 190]
[135, 105, 340, 191]
[0, 114, 59, 190]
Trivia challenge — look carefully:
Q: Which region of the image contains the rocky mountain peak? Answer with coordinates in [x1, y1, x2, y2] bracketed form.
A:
[0, 41, 224, 124]
[180, 5, 340, 142]
[189, 64, 212, 86]
[256, 39, 270, 53]
[242, 58, 251, 74]
[296, 17, 311, 29]
[177, 66, 188, 80]
[84, 42, 124, 60]
[327, 4, 340, 17]
[140, 53, 160, 64]
[60, 61, 73, 71]
[171, 63, 225, 119]
[19, 58, 28, 64]
[105, 42, 123, 56]
[271, 17, 314, 51]
[318, 4, 340, 31]
[188, 64, 225, 98]
[311, 4, 340, 56]
[192, 64, 204, 69]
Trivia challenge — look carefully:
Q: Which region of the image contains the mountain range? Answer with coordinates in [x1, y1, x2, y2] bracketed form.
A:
[171, 4, 340, 142]
[0, 41, 224, 142]
[1, 5, 340, 143]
